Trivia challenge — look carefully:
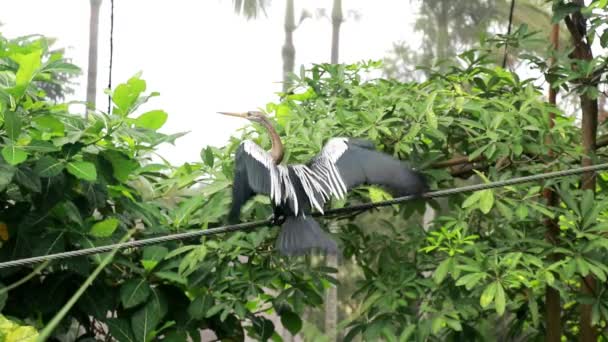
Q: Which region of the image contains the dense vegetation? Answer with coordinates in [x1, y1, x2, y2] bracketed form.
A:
[1, 0, 608, 341]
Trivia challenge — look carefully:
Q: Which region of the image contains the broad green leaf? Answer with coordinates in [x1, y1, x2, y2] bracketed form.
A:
[3, 111, 21, 141]
[462, 191, 481, 208]
[188, 295, 213, 320]
[479, 190, 494, 214]
[32, 115, 65, 135]
[164, 245, 197, 260]
[480, 282, 497, 308]
[135, 110, 168, 130]
[154, 271, 186, 285]
[107, 319, 135, 342]
[34, 156, 64, 177]
[5, 325, 39, 342]
[67, 161, 97, 181]
[143, 246, 168, 262]
[455, 272, 486, 290]
[90, 218, 120, 237]
[424, 92, 438, 129]
[173, 196, 205, 227]
[368, 186, 392, 203]
[205, 303, 225, 318]
[11, 49, 42, 97]
[112, 75, 147, 116]
[120, 278, 152, 309]
[14, 167, 41, 192]
[0, 163, 16, 192]
[131, 298, 163, 342]
[2, 145, 28, 165]
[434, 257, 452, 284]
[494, 282, 506, 315]
[103, 151, 138, 182]
[201, 146, 214, 167]
[280, 311, 303, 335]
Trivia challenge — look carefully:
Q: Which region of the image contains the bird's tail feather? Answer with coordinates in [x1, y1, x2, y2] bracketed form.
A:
[276, 216, 338, 256]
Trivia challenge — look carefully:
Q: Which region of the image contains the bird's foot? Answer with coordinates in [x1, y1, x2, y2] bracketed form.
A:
[268, 212, 287, 226]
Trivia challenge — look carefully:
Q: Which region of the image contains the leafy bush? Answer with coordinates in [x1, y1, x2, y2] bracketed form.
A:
[2, 1, 608, 340]
[0, 34, 332, 341]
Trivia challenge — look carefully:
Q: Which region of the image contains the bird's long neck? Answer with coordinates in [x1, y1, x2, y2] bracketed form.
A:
[260, 117, 284, 164]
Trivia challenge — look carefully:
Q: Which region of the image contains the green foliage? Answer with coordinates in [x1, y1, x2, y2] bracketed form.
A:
[0, 315, 38, 342]
[0, 34, 332, 341]
[2, 2, 608, 340]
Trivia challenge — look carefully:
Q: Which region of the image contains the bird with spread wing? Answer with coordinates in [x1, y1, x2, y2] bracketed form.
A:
[218, 111, 428, 256]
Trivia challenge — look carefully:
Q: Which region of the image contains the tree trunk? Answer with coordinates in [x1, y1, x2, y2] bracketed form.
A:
[544, 23, 561, 342]
[435, 1, 449, 61]
[86, 0, 102, 114]
[330, 0, 342, 64]
[324, 254, 338, 341]
[282, 0, 295, 93]
[563, 2, 598, 340]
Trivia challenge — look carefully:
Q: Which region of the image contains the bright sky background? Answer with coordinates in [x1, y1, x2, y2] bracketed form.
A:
[2, 0, 420, 165]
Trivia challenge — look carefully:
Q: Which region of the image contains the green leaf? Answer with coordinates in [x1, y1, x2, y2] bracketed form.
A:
[107, 319, 135, 342]
[5, 325, 39, 342]
[135, 110, 168, 130]
[14, 167, 41, 192]
[434, 257, 452, 284]
[462, 191, 481, 208]
[495, 282, 506, 315]
[455, 272, 486, 290]
[34, 156, 64, 177]
[0, 163, 16, 192]
[67, 161, 97, 181]
[205, 303, 225, 318]
[112, 75, 147, 116]
[368, 186, 393, 203]
[2, 145, 28, 165]
[424, 92, 438, 129]
[479, 190, 494, 214]
[252, 317, 275, 341]
[90, 218, 120, 238]
[3, 111, 21, 141]
[131, 297, 163, 342]
[201, 147, 214, 167]
[120, 278, 152, 309]
[280, 311, 303, 335]
[188, 295, 213, 320]
[480, 282, 497, 308]
[32, 115, 65, 135]
[11, 49, 42, 97]
[143, 246, 168, 262]
[173, 196, 205, 227]
[103, 151, 139, 182]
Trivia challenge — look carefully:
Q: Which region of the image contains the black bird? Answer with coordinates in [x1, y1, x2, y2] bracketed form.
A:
[218, 111, 427, 256]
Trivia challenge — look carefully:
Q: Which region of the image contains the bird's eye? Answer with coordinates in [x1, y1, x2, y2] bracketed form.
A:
[246, 112, 253, 117]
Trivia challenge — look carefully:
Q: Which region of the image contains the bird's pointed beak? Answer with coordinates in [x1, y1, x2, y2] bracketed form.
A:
[216, 111, 248, 119]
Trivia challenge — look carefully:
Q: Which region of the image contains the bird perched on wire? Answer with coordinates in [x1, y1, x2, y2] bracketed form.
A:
[218, 110, 428, 256]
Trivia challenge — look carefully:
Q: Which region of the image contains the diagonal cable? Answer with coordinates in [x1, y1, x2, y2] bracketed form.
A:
[1, 162, 607, 269]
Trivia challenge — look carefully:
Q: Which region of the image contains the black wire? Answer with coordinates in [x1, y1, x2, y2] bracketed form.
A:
[1, 162, 607, 269]
[502, 0, 516, 69]
[107, 0, 114, 114]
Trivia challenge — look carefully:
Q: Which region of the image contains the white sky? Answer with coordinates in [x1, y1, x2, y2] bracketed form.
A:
[1, 0, 419, 165]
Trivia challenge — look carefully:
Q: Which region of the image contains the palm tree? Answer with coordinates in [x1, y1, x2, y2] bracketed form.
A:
[330, 0, 342, 64]
[86, 0, 102, 114]
[231, 0, 269, 20]
[281, 0, 296, 93]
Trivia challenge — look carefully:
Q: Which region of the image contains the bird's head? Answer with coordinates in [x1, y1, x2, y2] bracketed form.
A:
[216, 111, 268, 124]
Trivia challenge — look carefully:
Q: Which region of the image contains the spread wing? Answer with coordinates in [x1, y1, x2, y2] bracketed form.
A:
[228, 140, 275, 222]
[307, 138, 428, 205]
